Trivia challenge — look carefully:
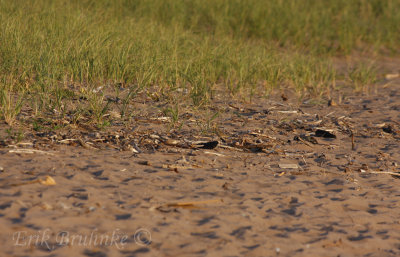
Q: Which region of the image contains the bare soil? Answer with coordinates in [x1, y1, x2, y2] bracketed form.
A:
[1, 73, 400, 257]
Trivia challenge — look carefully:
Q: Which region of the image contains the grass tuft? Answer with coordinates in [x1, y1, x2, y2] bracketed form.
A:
[0, 0, 398, 127]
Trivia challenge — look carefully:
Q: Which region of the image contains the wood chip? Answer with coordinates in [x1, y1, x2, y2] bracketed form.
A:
[15, 142, 34, 147]
[374, 123, 386, 128]
[385, 73, 399, 80]
[164, 139, 180, 146]
[39, 176, 56, 185]
[59, 138, 76, 144]
[137, 160, 151, 166]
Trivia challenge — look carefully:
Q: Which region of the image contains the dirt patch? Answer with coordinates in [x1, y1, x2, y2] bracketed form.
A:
[1, 77, 400, 256]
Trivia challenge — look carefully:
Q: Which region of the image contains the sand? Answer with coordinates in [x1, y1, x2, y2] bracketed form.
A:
[1, 77, 400, 256]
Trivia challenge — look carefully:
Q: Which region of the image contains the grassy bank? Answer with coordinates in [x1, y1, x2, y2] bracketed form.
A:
[0, 0, 399, 127]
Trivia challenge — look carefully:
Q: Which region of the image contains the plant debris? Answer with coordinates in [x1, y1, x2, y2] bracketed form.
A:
[315, 129, 337, 138]
[294, 134, 318, 145]
[196, 141, 219, 149]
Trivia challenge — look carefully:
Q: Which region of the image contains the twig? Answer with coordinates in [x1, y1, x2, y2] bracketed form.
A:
[297, 137, 313, 147]
[369, 171, 400, 176]
[219, 144, 244, 152]
[8, 149, 56, 156]
[204, 151, 226, 157]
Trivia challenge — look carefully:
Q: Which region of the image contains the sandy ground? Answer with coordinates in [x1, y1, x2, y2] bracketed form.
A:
[1, 75, 400, 256]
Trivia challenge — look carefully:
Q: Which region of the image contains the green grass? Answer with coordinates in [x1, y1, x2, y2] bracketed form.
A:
[0, 0, 399, 127]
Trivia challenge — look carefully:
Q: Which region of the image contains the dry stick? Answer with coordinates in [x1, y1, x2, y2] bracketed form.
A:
[8, 149, 56, 156]
[302, 155, 308, 166]
[351, 131, 355, 151]
[369, 171, 400, 176]
[297, 137, 313, 147]
[166, 198, 223, 207]
[219, 144, 244, 152]
[150, 198, 223, 211]
[204, 151, 226, 157]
